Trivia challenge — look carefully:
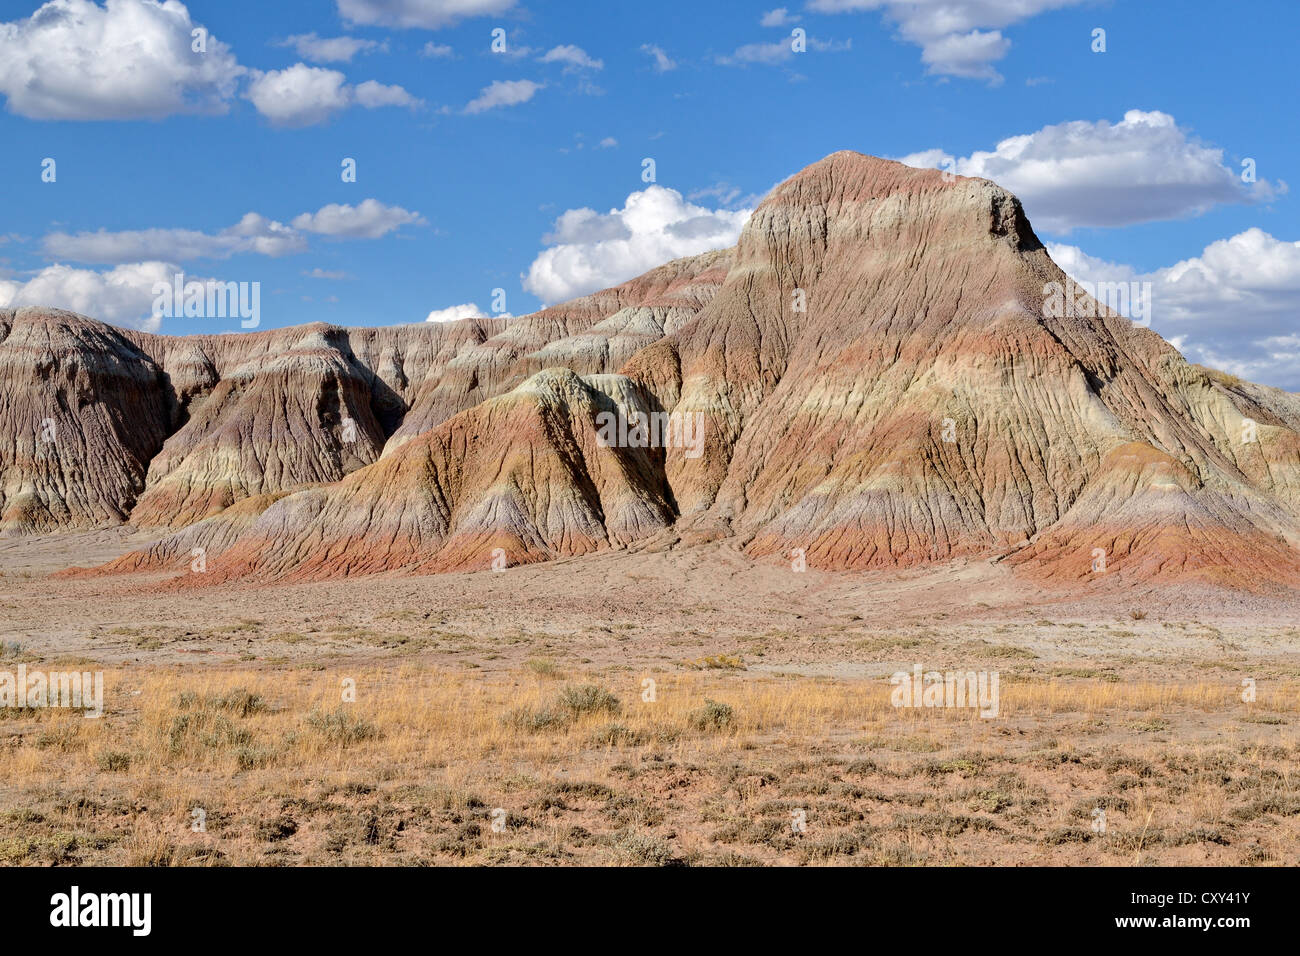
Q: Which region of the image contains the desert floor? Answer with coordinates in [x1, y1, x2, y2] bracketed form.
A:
[0, 530, 1297, 866]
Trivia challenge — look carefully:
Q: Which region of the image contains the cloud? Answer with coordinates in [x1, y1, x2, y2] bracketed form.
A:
[919, 29, 1010, 81]
[807, 0, 1085, 82]
[354, 79, 420, 108]
[41, 201, 421, 264]
[303, 268, 354, 279]
[247, 65, 349, 126]
[424, 302, 505, 322]
[598, 137, 618, 149]
[337, 0, 515, 29]
[0, 261, 188, 331]
[491, 38, 535, 60]
[421, 42, 454, 58]
[292, 199, 426, 239]
[278, 33, 386, 63]
[43, 213, 306, 263]
[463, 79, 542, 114]
[246, 64, 420, 126]
[538, 45, 603, 72]
[1050, 229, 1300, 392]
[760, 8, 800, 27]
[0, 0, 244, 120]
[896, 110, 1286, 233]
[640, 44, 677, 72]
[717, 36, 851, 66]
[523, 186, 752, 303]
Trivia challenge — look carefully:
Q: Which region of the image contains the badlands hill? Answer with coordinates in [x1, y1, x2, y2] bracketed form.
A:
[4, 151, 1299, 591]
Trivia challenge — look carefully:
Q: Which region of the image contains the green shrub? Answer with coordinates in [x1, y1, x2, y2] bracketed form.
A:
[558, 684, 621, 718]
[689, 699, 734, 732]
[305, 706, 378, 746]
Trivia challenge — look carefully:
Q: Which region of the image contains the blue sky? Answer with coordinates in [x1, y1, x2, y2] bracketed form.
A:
[1, 0, 1297, 387]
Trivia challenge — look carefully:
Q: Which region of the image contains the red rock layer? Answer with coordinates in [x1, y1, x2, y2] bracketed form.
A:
[181, 369, 676, 583]
[18, 152, 1300, 590]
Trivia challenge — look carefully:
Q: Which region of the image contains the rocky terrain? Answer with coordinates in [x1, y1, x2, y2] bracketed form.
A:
[3, 151, 1298, 595]
[2, 152, 1298, 870]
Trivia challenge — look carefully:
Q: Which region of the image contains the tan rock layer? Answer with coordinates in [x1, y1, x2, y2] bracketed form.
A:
[1, 249, 728, 534]
[12, 152, 1300, 591]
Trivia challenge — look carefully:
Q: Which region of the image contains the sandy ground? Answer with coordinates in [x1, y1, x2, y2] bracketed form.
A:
[0, 530, 1297, 866]
[3, 528, 1299, 674]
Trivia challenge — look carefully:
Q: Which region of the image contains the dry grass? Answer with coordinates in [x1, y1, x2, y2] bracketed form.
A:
[1197, 364, 1245, 390]
[0, 663, 1296, 865]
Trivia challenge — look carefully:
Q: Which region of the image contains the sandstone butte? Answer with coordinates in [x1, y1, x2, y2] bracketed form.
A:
[3, 152, 1299, 593]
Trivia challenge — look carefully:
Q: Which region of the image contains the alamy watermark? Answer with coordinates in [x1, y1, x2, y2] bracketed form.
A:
[1, 665, 103, 718]
[152, 272, 260, 328]
[890, 664, 1000, 718]
[50, 886, 150, 936]
[1043, 278, 1152, 327]
[595, 410, 705, 459]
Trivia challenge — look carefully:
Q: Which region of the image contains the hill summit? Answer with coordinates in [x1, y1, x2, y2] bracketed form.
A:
[5, 151, 1299, 591]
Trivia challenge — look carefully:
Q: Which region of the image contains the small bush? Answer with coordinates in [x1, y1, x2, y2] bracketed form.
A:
[612, 831, 678, 866]
[558, 684, 621, 718]
[199, 716, 254, 749]
[526, 657, 563, 678]
[256, 816, 298, 843]
[97, 751, 131, 772]
[166, 712, 255, 756]
[235, 745, 275, 770]
[503, 706, 572, 732]
[213, 689, 267, 717]
[689, 699, 734, 732]
[305, 707, 378, 746]
[588, 723, 645, 747]
[176, 688, 267, 716]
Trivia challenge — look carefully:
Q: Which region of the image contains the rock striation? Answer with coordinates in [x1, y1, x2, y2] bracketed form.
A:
[7, 152, 1299, 590]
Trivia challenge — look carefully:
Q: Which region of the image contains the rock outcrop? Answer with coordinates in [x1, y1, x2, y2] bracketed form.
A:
[8, 151, 1300, 591]
[0, 309, 171, 532]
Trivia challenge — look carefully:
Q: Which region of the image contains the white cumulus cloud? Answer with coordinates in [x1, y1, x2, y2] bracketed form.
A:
[277, 33, 387, 63]
[424, 302, 511, 322]
[523, 186, 752, 304]
[246, 65, 349, 126]
[291, 199, 426, 239]
[246, 64, 420, 126]
[0, 0, 244, 120]
[43, 213, 306, 263]
[0, 261, 192, 331]
[896, 110, 1286, 233]
[538, 45, 603, 71]
[761, 8, 800, 27]
[1050, 229, 1300, 392]
[463, 78, 542, 114]
[808, 0, 1086, 82]
[354, 79, 420, 108]
[41, 202, 421, 264]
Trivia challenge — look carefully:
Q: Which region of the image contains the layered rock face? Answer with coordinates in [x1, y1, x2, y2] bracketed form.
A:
[8, 151, 1300, 590]
[0, 250, 727, 536]
[0, 309, 171, 532]
[198, 370, 678, 582]
[632, 154, 1300, 590]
